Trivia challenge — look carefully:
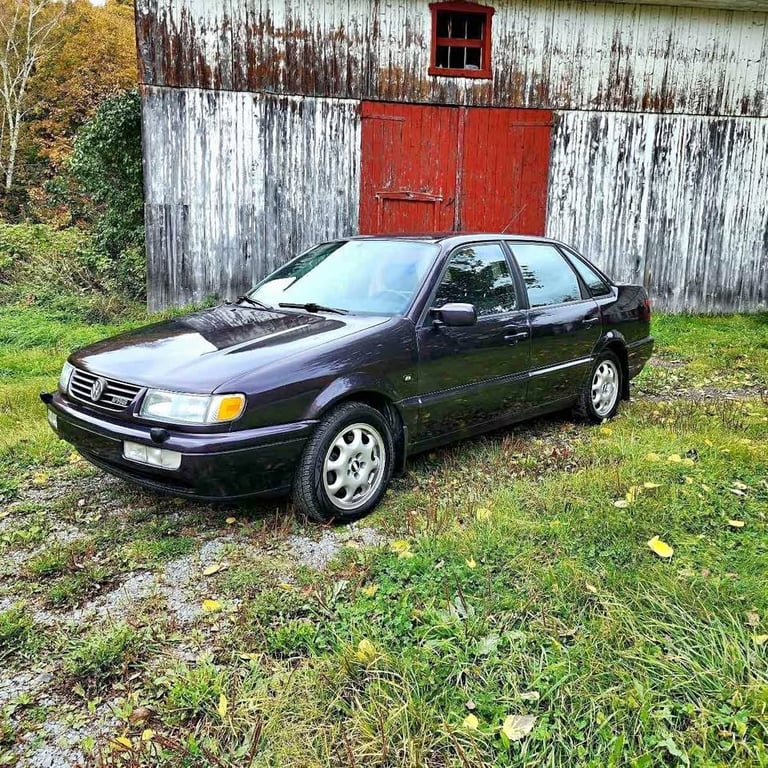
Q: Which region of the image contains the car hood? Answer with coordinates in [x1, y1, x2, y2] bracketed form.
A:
[69, 305, 389, 393]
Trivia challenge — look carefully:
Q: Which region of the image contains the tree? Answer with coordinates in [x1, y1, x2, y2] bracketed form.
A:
[0, 0, 65, 192]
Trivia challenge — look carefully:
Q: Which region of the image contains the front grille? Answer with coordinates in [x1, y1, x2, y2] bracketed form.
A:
[69, 368, 143, 412]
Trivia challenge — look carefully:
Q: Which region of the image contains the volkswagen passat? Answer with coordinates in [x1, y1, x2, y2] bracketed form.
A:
[43, 235, 653, 522]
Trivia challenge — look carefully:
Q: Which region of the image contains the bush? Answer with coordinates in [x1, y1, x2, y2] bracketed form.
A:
[70, 89, 144, 298]
[0, 222, 143, 322]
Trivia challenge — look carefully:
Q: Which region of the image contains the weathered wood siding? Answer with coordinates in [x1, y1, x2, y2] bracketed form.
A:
[547, 112, 768, 313]
[136, 0, 768, 116]
[142, 87, 361, 311]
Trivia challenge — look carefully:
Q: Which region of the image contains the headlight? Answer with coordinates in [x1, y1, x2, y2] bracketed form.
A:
[59, 362, 74, 394]
[139, 390, 246, 425]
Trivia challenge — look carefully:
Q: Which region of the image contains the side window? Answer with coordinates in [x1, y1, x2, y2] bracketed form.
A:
[434, 243, 517, 316]
[511, 243, 583, 308]
[566, 252, 612, 297]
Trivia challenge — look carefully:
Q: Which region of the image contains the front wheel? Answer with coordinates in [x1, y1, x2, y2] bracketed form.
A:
[292, 402, 394, 522]
[575, 352, 623, 423]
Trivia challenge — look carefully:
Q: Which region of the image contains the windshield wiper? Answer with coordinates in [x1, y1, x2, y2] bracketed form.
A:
[228, 295, 272, 310]
[279, 302, 348, 315]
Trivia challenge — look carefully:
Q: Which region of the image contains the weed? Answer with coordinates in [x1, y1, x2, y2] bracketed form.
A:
[64, 623, 141, 687]
[0, 604, 37, 660]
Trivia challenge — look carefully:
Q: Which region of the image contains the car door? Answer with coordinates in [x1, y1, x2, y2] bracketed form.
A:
[506, 242, 601, 407]
[415, 242, 530, 443]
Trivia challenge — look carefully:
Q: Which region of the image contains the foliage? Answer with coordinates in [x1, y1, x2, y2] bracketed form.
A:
[4, 0, 137, 223]
[0, 221, 145, 312]
[70, 90, 145, 296]
[0, 0, 64, 202]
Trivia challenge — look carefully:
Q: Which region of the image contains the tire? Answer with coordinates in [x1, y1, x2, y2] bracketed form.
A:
[574, 351, 623, 423]
[292, 402, 395, 523]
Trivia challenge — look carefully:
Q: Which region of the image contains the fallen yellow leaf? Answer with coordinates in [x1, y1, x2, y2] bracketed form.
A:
[643, 482, 662, 489]
[390, 540, 411, 553]
[476, 507, 492, 520]
[647, 536, 674, 559]
[398, 550, 415, 559]
[752, 635, 768, 646]
[613, 499, 630, 509]
[502, 714, 536, 741]
[681, 457, 695, 467]
[599, 427, 613, 436]
[225, 516, 237, 525]
[141, 729, 154, 742]
[217, 693, 228, 719]
[31, 472, 49, 487]
[361, 584, 379, 597]
[203, 564, 222, 576]
[463, 714, 479, 730]
[202, 599, 223, 612]
[111, 736, 132, 752]
[68, 451, 82, 464]
[667, 454, 682, 463]
[727, 519, 745, 529]
[645, 452, 662, 462]
[465, 558, 477, 569]
[278, 582, 295, 591]
[585, 582, 598, 594]
[355, 638, 377, 663]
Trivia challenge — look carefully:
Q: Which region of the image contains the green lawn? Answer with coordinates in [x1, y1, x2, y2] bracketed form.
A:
[1, 304, 767, 767]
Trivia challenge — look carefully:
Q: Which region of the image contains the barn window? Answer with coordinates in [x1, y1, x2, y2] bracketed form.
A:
[429, 2, 494, 79]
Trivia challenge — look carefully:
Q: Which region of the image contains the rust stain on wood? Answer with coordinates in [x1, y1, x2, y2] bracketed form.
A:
[136, 0, 768, 116]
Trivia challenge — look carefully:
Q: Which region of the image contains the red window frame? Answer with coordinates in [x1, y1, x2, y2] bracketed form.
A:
[428, 1, 494, 79]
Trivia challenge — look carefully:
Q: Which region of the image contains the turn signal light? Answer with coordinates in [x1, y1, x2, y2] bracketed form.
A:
[214, 394, 246, 422]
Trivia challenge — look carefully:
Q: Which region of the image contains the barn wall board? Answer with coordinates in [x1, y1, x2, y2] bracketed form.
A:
[136, 0, 768, 116]
[142, 86, 361, 311]
[546, 111, 768, 313]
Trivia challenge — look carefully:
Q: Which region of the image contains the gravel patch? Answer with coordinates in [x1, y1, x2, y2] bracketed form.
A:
[288, 531, 343, 570]
[288, 526, 386, 570]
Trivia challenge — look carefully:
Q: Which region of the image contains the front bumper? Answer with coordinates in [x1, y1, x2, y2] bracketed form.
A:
[46, 392, 315, 500]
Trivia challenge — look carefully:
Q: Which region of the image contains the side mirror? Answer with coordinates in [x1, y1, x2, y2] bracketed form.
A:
[430, 303, 477, 327]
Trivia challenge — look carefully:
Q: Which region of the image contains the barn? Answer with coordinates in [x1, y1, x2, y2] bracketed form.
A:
[135, 0, 768, 313]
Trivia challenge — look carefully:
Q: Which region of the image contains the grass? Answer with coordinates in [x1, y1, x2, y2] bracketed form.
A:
[0, 300, 766, 766]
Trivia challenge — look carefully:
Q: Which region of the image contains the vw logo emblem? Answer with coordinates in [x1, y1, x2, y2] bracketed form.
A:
[90, 377, 107, 402]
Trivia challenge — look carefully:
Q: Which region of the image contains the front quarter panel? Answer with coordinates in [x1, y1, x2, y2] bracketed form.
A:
[222, 318, 420, 431]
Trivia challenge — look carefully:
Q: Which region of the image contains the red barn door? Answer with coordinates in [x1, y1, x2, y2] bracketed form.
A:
[360, 102, 552, 235]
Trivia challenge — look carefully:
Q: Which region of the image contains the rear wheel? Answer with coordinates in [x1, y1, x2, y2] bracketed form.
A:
[575, 351, 623, 423]
[292, 402, 394, 522]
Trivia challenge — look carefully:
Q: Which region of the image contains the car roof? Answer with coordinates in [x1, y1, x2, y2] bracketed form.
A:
[348, 233, 561, 247]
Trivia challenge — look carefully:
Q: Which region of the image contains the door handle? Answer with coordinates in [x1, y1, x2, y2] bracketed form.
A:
[504, 330, 529, 344]
[582, 317, 600, 327]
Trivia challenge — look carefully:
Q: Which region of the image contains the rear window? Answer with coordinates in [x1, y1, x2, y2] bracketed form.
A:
[511, 243, 583, 308]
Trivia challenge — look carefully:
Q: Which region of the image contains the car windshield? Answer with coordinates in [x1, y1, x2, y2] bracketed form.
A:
[248, 240, 440, 315]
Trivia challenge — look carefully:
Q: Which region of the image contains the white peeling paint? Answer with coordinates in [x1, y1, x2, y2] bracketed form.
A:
[547, 111, 768, 313]
[142, 87, 361, 310]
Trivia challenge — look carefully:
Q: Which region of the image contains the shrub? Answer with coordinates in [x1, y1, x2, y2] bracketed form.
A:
[70, 89, 145, 300]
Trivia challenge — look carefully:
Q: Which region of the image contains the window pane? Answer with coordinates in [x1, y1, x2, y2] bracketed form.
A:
[435, 244, 517, 316]
[567, 253, 612, 297]
[512, 244, 583, 308]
